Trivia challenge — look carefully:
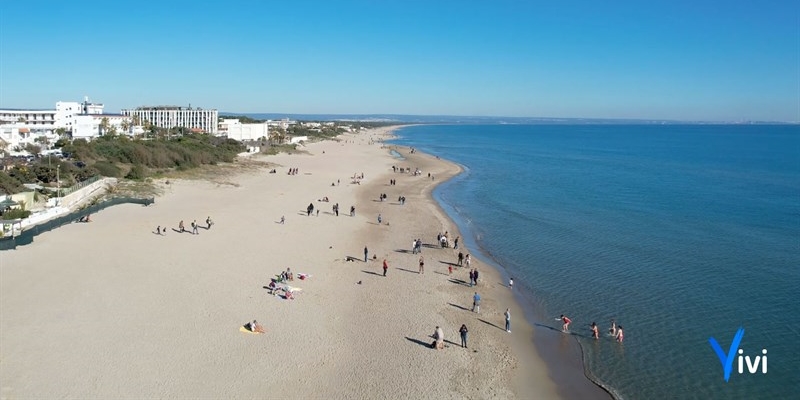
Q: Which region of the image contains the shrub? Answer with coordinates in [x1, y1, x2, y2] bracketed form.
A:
[93, 161, 122, 178]
[125, 164, 146, 180]
[1, 208, 32, 220]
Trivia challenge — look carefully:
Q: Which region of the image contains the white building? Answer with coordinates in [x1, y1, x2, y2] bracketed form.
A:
[121, 106, 218, 135]
[0, 97, 113, 150]
[218, 118, 269, 142]
[72, 114, 131, 141]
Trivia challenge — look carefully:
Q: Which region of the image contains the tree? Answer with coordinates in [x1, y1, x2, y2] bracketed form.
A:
[121, 119, 131, 135]
[55, 127, 68, 138]
[99, 117, 111, 136]
[269, 127, 287, 145]
[24, 143, 41, 157]
[34, 136, 50, 149]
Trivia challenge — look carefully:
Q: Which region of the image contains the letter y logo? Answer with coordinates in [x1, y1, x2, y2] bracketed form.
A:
[709, 327, 745, 382]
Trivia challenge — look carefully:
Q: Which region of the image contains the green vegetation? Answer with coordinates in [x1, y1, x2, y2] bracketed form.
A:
[219, 115, 265, 124]
[1, 208, 31, 220]
[1, 133, 245, 195]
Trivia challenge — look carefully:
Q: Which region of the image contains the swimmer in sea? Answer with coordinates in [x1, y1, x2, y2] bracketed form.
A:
[560, 314, 572, 332]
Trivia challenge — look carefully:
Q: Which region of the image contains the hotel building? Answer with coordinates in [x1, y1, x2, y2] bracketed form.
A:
[121, 106, 218, 135]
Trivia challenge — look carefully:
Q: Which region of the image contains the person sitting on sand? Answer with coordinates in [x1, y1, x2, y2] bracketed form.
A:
[434, 326, 445, 349]
[248, 320, 265, 333]
[286, 268, 294, 281]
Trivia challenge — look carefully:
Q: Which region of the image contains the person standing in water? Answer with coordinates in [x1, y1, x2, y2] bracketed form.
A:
[615, 326, 624, 343]
[609, 319, 617, 336]
[591, 322, 600, 339]
[560, 315, 572, 332]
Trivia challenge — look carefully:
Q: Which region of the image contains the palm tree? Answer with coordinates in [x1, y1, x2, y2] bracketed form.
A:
[99, 117, 111, 136]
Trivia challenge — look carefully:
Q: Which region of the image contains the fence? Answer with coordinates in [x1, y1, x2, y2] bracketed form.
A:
[0, 196, 154, 251]
[59, 176, 102, 197]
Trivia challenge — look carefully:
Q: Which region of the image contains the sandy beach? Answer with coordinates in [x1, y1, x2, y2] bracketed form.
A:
[2, 126, 575, 399]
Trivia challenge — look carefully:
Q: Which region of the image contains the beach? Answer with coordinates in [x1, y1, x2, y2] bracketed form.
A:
[1, 127, 590, 399]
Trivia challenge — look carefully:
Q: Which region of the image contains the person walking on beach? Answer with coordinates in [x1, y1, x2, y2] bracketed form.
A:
[206, 216, 213, 229]
[472, 292, 481, 313]
[505, 308, 511, 333]
[465, 254, 471, 268]
[473, 269, 479, 285]
[591, 322, 600, 339]
[458, 252, 464, 266]
[418, 256, 425, 274]
[509, 277, 514, 290]
[459, 324, 469, 348]
[316, 209, 320, 217]
[383, 259, 389, 276]
[364, 246, 369, 262]
[454, 236, 460, 249]
[179, 220, 185, 233]
[412, 239, 417, 254]
[560, 315, 572, 333]
[469, 269, 475, 286]
[191, 220, 198, 235]
[307, 203, 314, 216]
[350, 206, 356, 217]
[448, 265, 453, 275]
[377, 214, 382, 224]
[280, 216, 285, 224]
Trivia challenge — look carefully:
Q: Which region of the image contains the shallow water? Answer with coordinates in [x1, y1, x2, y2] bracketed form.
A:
[390, 124, 800, 400]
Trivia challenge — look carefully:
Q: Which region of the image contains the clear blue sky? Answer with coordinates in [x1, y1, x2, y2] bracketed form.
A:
[1, 0, 798, 121]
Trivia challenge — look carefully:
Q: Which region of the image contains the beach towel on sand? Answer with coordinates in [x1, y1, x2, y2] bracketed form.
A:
[240, 326, 263, 335]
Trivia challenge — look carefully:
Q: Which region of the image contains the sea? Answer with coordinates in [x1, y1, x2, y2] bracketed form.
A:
[389, 124, 800, 400]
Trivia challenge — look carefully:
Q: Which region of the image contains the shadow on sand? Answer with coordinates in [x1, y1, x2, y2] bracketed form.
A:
[478, 318, 505, 331]
[396, 267, 419, 274]
[448, 278, 471, 287]
[447, 302, 470, 312]
[405, 337, 432, 348]
[361, 270, 383, 277]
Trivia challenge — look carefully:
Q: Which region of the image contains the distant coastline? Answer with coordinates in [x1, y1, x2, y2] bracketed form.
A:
[224, 113, 799, 125]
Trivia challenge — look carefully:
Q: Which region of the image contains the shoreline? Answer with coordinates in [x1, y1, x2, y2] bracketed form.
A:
[386, 127, 611, 400]
[1, 126, 586, 399]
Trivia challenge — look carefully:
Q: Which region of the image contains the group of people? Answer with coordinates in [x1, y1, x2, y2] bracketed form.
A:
[411, 238, 424, 254]
[559, 316, 624, 342]
[437, 232, 453, 248]
[588, 320, 624, 342]
[159, 216, 213, 235]
[288, 168, 300, 175]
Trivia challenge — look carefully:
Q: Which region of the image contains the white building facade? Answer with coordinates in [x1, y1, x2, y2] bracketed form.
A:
[0, 97, 114, 151]
[121, 106, 218, 134]
[72, 114, 131, 141]
[217, 118, 269, 142]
